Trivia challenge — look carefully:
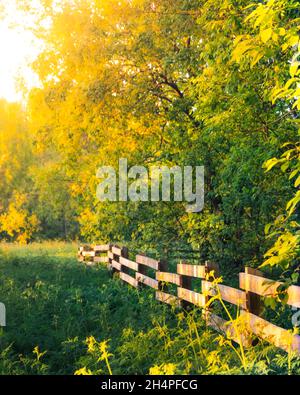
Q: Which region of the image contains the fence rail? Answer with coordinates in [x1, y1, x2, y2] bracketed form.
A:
[78, 244, 300, 355]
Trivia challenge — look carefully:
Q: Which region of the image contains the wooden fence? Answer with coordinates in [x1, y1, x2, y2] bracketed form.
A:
[78, 244, 300, 355]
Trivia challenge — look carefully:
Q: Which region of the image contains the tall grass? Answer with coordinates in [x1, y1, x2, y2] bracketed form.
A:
[0, 242, 298, 375]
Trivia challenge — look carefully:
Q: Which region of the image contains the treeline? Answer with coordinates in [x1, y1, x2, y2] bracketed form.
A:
[0, 0, 299, 276]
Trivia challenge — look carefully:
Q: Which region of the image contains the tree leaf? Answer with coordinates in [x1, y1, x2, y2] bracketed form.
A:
[260, 28, 272, 43]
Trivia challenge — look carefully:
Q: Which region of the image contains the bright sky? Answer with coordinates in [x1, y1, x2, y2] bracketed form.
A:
[0, 0, 42, 102]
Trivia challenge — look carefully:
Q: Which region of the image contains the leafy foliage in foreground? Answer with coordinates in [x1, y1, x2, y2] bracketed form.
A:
[0, 243, 299, 375]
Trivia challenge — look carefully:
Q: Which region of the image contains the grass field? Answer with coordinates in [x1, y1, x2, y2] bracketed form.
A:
[0, 242, 299, 375]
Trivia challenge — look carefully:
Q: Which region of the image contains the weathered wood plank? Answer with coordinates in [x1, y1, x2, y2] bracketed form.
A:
[177, 263, 206, 278]
[79, 245, 92, 252]
[81, 251, 96, 257]
[111, 246, 122, 256]
[108, 251, 114, 260]
[205, 311, 250, 347]
[119, 256, 138, 271]
[120, 272, 138, 288]
[177, 287, 206, 307]
[202, 280, 247, 310]
[241, 311, 300, 354]
[156, 291, 181, 307]
[111, 260, 121, 271]
[156, 272, 181, 286]
[93, 244, 110, 252]
[93, 256, 109, 263]
[136, 254, 159, 270]
[136, 273, 158, 289]
[206, 311, 235, 339]
[240, 273, 300, 308]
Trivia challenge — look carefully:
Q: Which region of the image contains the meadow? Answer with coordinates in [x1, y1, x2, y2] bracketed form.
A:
[0, 242, 299, 375]
[0, 1, 299, 377]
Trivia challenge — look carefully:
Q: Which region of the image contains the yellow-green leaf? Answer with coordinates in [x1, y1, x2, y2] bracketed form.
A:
[278, 27, 286, 36]
[260, 28, 272, 43]
[290, 62, 300, 77]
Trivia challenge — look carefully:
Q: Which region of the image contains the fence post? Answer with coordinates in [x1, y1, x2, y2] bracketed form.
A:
[108, 245, 113, 274]
[178, 261, 192, 311]
[78, 246, 84, 262]
[203, 260, 220, 322]
[157, 259, 168, 293]
[136, 253, 147, 290]
[106, 244, 112, 271]
[120, 246, 129, 275]
[205, 260, 220, 280]
[238, 267, 264, 346]
[111, 245, 121, 277]
[244, 267, 264, 316]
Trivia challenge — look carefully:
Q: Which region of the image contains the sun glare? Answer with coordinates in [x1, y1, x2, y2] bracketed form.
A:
[0, 0, 42, 103]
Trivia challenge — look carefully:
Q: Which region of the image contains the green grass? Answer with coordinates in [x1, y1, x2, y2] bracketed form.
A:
[0, 242, 298, 375]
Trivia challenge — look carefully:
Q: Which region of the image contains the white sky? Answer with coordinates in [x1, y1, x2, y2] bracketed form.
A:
[0, 0, 42, 102]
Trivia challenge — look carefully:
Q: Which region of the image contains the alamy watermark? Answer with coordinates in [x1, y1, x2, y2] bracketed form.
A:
[0, 302, 5, 327]
[96, 158, 204, 213]
[292, 306, 300, 327]
[95, 159, 300, 329]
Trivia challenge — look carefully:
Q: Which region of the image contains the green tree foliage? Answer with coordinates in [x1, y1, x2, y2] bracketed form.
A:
[232, 0, 300, 281]
[0, 100, 38, 243]
[1, 0, 298, 277]
[0, 98, 77, 241]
